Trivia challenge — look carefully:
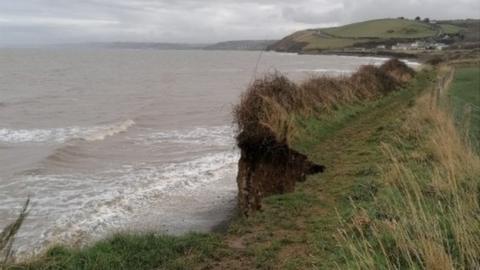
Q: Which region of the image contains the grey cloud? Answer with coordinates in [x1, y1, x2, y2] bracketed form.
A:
[282, 1, 345, 24]
[0, 0, 478, 46]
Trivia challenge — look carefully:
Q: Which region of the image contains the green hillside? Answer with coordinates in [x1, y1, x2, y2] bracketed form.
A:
[270, 18, 464, 52]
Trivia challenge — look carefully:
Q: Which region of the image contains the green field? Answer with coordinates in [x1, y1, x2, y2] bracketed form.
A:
[450, 67, 480, 106]
[322, 19, 437, 39]
[440, 23, 464, 34]
[271, 18, 465, 52]
[449, 66, 480, 148]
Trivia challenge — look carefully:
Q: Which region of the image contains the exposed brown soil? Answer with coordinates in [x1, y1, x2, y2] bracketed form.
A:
[236, 138, 323, 216]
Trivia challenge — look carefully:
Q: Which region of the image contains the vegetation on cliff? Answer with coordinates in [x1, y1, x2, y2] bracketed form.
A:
[233, 59, 416, 215]
[219, 64, 479, 269]
[234, 59, 414, 146]
[5, 60, 479, 269]
[338, 74, 480, 269]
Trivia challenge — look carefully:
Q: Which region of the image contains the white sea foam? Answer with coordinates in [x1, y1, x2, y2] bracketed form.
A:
[293, 58, 420, 75]
[1, 149, 239, 256]
[294, 68, 353, 74]
[83, 120, 135, 141]
[0, 120, 135, 144]
[402, 59, 422, 67]
[132, 125, 235, 146]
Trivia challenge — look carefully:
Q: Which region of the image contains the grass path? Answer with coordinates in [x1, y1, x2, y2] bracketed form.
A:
[202, 72, 433, 269]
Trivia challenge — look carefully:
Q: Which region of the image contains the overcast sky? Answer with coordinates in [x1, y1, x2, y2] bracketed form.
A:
[0, 0, 479, 46]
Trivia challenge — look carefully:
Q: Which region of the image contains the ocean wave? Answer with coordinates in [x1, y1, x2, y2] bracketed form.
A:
[294, 68, 353, 74]
[83, 120, 135, 142]
[293, 59, 419, 75]
[132, 125, 235, 146]
[358, 57, 420, 67]
[0, 120, 135, 144]
[402, 59, 421, 67]
[2, 150, 239, 256]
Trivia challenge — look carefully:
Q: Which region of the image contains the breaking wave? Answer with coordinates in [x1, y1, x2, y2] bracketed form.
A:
[132, 125, 235, 146]
[293, 68, 353, 74]
[0, 120, 135, 144]
[3, 149, 239, 256]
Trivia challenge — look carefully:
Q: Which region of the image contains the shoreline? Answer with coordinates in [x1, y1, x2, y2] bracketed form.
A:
[1, 55, 408, 261]
[4, 54, 479, 269]
[271, 47, 480, 65]
[298, 49, 418, 60]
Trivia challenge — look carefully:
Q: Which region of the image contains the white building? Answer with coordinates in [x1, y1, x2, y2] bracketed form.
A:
[392, 43, 411, 50]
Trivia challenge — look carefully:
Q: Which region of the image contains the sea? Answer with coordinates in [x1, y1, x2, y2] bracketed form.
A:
[0, 48, 407, 256]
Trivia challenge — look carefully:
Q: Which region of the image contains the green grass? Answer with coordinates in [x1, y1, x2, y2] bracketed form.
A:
[440, 24, 464, 35]
[449, 66, 480, 149]
[450, 66, 480, 106]
[8, 69, 443, 270]
[273, 18, 465, 52]
[303, 37, 366, 51]
[322, 19, 438, 39]
[206, 69, 436, 269]
[9, 233, 222, 270]
[338, 70, 480, 269]
[294, 89, 409, 153]
[288, 30, 366, 50]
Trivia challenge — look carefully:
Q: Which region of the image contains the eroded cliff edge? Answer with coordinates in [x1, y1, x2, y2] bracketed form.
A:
[234, 59, 415, 215]
[236, 135, 324, 215]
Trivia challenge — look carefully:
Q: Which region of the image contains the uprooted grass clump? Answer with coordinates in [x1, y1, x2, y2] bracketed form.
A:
[233, 58, 416, 147]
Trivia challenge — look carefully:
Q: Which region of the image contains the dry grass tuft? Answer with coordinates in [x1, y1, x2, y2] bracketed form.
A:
[234, 73, 300, 146]
[234, 59, 415, 147]
[299, 75, 357, 112]
[380, 58, 416, 84]
[350, 65, 399, 98]
[0, 199, 29, 267]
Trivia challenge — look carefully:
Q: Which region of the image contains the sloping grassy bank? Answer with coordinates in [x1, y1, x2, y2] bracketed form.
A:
[205, 64, 478, 269]
[337, 69, 480, 269]
[233, 59, 415, 215]
[6, 63, 479, 269]
[201, 67, 437, 269]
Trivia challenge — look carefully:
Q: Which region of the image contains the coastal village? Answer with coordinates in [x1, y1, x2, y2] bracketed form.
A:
[389, 39, 449, 51]
[375, 18, 455, 52]
[269, 16, 480, 60]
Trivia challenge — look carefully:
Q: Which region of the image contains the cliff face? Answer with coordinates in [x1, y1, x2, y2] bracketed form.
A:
[233, 59, 415, 216]
[236, 136, 324, 215]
